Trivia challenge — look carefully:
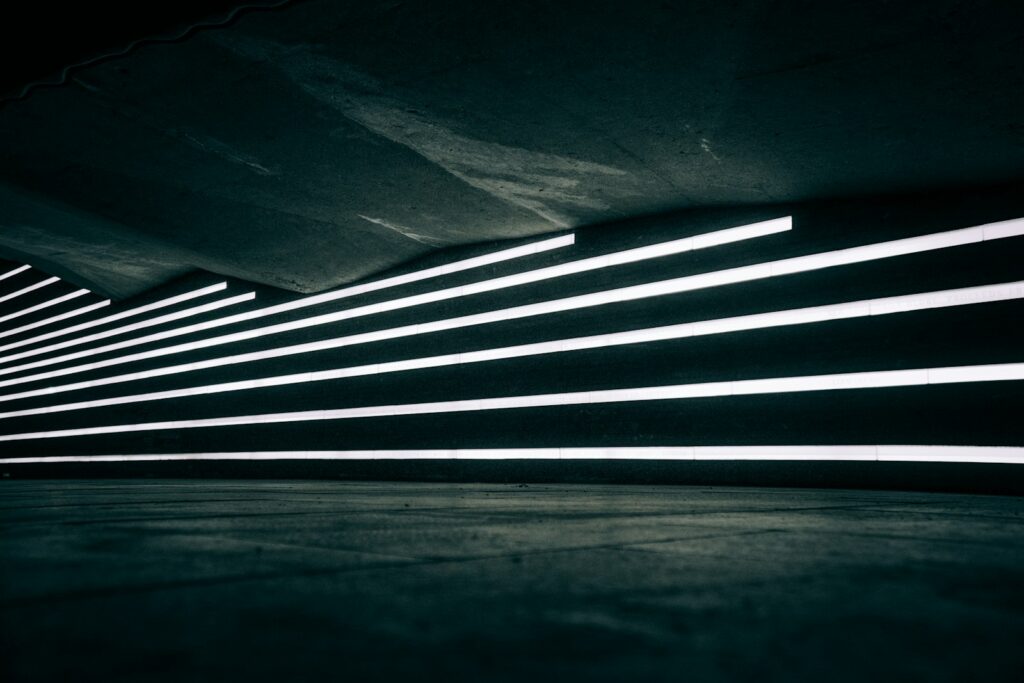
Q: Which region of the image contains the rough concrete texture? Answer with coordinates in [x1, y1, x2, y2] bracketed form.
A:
[0, 0, 1021, 297]
[1, 480, 1022, 681]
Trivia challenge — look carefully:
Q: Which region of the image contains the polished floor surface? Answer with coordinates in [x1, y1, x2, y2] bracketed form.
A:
[2, 479, 1022, 682]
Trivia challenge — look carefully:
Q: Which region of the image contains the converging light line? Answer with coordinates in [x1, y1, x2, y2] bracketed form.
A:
[0, 361, 1020, 442]
[2, 279, 1020, 420]
[0, 219, 789, 391]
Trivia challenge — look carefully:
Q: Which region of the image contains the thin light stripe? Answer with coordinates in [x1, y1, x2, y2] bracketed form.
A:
[0, 300, 110, 342]
[0, 285, 243, 367]
[3, 279, 1020, 420]
[0, 283, 226, 355]
[0, 289, 91, 326]
[0, 276, 59, 305]
[0, 215, 1011, 405]
[0, 445, 1020, 464]
[0, 362, 1020, 443]
[0, 292, 256, 376]
[0, 264, 31, 282]
[0, 216, 1016, 404]
[0, 219, 788, 392]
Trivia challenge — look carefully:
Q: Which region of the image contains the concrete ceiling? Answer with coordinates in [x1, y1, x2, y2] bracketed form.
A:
[0, 0, 1020, 299]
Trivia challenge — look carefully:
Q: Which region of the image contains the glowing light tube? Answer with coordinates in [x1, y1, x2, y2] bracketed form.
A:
[0, 235, 567, 359]
[0, 292, 257, 377]
[0, 219, 788, 391]
[0, 264, 31, 282]
[0, 289, 91, 326]
[0, 361, 1020, 443]
[0, 300, 110, 343]
[0, 285, 243, 367]
[0, 283, 226, 355]
[3, 280, 1020, 420]
[0, 445, 1020, 465]
[0, 276, 59, 305]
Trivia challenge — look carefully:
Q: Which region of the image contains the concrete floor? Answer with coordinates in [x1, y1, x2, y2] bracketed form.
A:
[1, 480, 1022, 682]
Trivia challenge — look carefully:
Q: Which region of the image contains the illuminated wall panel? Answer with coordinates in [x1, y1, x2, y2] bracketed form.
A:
[0, 207, 1022, 470]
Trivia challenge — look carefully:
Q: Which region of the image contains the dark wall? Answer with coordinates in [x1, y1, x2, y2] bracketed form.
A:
[1, 184, 1023, 491]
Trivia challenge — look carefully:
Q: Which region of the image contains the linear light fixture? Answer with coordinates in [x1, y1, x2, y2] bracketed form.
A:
[0, 300, 111, 343]
[0, 215, 1016, 402]
[0, 289, 92, 326]
[0, 445, 1020, 464]
[0, 283, 227, 356]
[0, 235, 562, 359]
[3, 279, 1021, 420]
[1, 361, 1021, 443]
[0, 264, 31, 282]
[0, 219, 789, 391]
[0, 292, 256, 376]
[0, 276, 59, 305]
[0, 285, 245, 367]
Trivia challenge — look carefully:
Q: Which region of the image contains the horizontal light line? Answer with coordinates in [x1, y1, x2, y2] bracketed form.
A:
[0, 300, 111, 342]
[0, 264, 31, 282]
[0, 214, 1012, 407]
[0, 289, 91, 326]
[0, 282, 226, 356]
[1, 446, 1021, 464]
[0, 292, 257, 377]
[0, 276, 59, 305]
[0, 215, 1013, 405]
[5, 279, 1021, 420]
[1, 362, 1020, 443]
[0, 219, 787, 393]
[0, 284, 238, 368]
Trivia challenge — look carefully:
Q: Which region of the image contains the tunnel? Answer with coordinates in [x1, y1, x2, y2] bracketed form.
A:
[1, 1, 1022, 681]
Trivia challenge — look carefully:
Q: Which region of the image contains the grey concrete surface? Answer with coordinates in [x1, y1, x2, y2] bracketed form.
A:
[1, 480, 1022, 681]
[1, 0, 1021, 297]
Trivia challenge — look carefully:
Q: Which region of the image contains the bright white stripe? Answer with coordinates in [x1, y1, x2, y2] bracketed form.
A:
[0, 235, 564, 357]
[0, 276, 59, 305]
[0, 289, 91, 326]
[0, 292, 256, 376]
[0, 445, 1020, 464]
[0, 264, 31, 282]
[3, 280, 1020, 419]
[0, 362, 1020, 443]
[0, 300, 111, 342]
[0, 219, 788, 392]
[0, 283, 226, 355]
[0, 284, 238, 367]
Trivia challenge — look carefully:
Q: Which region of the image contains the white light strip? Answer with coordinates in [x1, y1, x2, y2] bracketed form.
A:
[0, 445, 1021, 464]
[0, 289, 91, 326]
[1, 362, 1021, 443]
[0, 276, 59, 305]
[0, 291, 256, 377]
[3, 239, 552, 358]
[0, 219, 788, 392]
[0, 283, 226, 355]
[0, 264, 31, 282]
[0, 300, 111, 342]
[0, 212, 1015, 405]
[0, 284, 236, 366]
[4, 280, 1021, 420]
